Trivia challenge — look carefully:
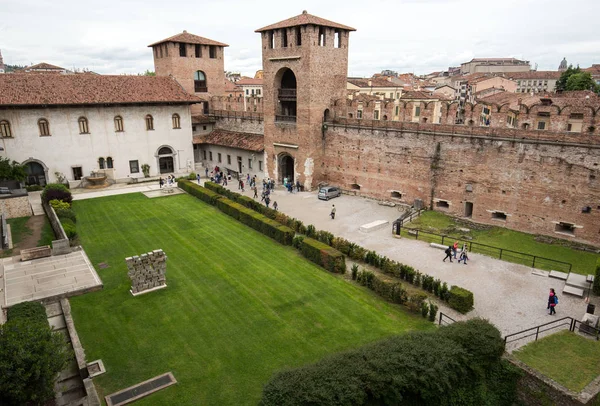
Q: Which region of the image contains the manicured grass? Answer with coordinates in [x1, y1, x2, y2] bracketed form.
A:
[37, 217, 55, 247]
[7, 216, 32, 244]
[514, 330, 600, 392]
[405, 211, 600, 275]
[70, 193, 432, 405]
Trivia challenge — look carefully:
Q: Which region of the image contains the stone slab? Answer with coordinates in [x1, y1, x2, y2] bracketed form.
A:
[565, 272, 589, 289]
[549, 270, 569, 280]
[130, 284, 167, 296]
[430, 243, 447, 250]
[48, 314, 67, 330]
[531, 270, 549, 277]
[359, 220, 389, 233]
[562, 285, 584, 297]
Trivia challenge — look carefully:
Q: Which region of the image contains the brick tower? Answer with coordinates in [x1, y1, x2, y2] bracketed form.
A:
[256, 11, 355, 189]
[149, 31, 228, 113]
[0, 49, 5, 74]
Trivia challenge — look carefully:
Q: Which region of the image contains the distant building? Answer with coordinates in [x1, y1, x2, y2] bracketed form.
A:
[0, 50, 4, 74]
[19, 62, 69, 74]
[558, 57, 568, 72]
[506, 71, 561, 93]
[583, 64, 600, 85]
[347, 77, 404, 100]
[237, 77, 263, 98]
[460, 58, 530, 75]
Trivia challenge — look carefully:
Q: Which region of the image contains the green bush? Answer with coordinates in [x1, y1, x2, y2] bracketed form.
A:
[60, 218, 77, 240]
[49, 199, 71, 211]
[371, 275, 407, 304]
[594, 259, 600, 296]
[292, 235, 304, 249]
[25, 185, 44, 192]
[41, 183, 72, 205]
[448, 286, 474, 314]
[178, 180, 222, 205]
[188, 172, 197, 180]
[55, 207, 77, 223]
[356, 269, 374, 288]
[7, 301, 47, 325]
[300, 237, 345, 274]
[428, 302, 438, 322]
[351, 264, 359, 280]
[407, 291, 428, 313]
[0, 310, 71, 405]
[306, 224, 316, 238]
[421, 301, 429, 318]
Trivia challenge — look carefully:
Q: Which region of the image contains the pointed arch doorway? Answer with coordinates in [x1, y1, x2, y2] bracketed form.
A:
[278, 153, 294, 184]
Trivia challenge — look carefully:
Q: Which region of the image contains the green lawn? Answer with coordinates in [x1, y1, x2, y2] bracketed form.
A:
[70, 193, 431, 405]
[405, 211, 600, 275]
[514, 331, 600, 392]
[37, 217, 55, 246]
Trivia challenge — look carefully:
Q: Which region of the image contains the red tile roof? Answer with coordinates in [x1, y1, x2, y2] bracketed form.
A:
[0, 74, 202, 107]
[347, 77, 398, 88]
[236, 78, 263, 86]
[148, 31, 228, 47]
[20, 62, 66, 72]
[256, 11, 356, 32]
[506, 71, 561, 80]
[468, 58, 528, 63]
[401, 91, 452, 101]
[193, 129, 264, 152]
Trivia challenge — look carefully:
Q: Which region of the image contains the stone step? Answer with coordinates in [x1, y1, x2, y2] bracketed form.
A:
[565, 273, 589, 290]
[359, 220, 389, 233]
[549, 270, 569, 280]
[532, 270, 549, 277]
[5, 264, 93, 284]
[562, 285, 584, 297]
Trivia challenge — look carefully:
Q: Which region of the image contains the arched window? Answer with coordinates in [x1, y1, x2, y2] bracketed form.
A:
[114, 116, 124, 132]
[0, 120, 12, 137]
[106, 157, 113, 169]
[98, 157, 105, 169]
[172, 113, 181, 129]
[78, 116, 89, 134]
[158, 146, 173, 155]
[194, 71, 207, 92]
[38, 118, 50, 136]
[145, 114, 154, 130]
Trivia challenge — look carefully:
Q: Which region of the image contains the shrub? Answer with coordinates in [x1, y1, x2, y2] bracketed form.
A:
[594, 259, 600, 296]
[188, 172, 197, 180]
[357, 270, 375, 289]
[448, 286, 474, 314]
[178, 180, 222, 205]
[292, 235, 305, 249]
[351, 264, 359, 280]
[60, 218, 77, 240]
[433, 279, 441, 297]
[421, 301, 429, 318]
[0, 312, 71, 405]
[407, 292, 428, 313]
[55, 207, 77, 223]
[316, 230, 334, 246]
[414, 271, 422, 287]
[25, 185, 43, 192]
[49, 199, 71, 210]
[7, 301, 47, 325]
[41, 183, 72, 204]
[300, 237, 345, 274]
[306, 224, 316, 238]
[428, 302, 438, 322]
[440, 282, 449, 301]
[349, 245, 367, 262]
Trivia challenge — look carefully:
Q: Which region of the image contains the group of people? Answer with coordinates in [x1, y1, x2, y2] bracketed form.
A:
[159, 175, 176, 188]
[283, 177, 302, 193]
[443, 241, 469, 264]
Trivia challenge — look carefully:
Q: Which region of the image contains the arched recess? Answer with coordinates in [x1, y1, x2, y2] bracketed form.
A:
[278, 153, 294, 184]
[155, 145, 177, 174]
[194, 70, 207, 93]
[274, 67, 297, 122]
[22, 158, 49, 186]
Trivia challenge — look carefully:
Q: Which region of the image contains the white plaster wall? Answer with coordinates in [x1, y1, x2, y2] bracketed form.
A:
[0, 105, 194, 182]
[198, 144, 265, 180]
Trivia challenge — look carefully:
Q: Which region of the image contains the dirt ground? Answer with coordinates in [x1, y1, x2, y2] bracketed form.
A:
[12, 215, 46, 254]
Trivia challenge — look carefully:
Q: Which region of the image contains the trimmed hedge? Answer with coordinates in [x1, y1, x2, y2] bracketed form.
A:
[593, 258, 600, 296]
[179, 180, 222, 205]
[300, 237, 346, 274]
[7, 301, 47, 325]
[41, 183, 72, 205]
[448, 285, 474, 314]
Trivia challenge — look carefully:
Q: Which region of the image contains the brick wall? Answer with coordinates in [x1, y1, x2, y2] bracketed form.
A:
[321, 121, 600, 246]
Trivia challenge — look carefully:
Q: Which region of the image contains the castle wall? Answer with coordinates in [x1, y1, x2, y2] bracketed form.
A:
[322, 122, 600, 245]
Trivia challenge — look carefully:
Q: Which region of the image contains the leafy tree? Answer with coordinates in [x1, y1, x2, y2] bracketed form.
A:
[566, 72, 599, 92]
[143, 70, 155, 76]
[556, 65, 580, 92]
[0, 307, 71, 404]
[0, 157, 26, 182]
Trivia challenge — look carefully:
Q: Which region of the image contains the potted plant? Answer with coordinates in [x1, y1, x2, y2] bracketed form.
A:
[141, 164, 150, 178]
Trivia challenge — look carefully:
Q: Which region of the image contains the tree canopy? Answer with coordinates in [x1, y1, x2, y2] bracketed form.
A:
[0, 157, 26, 182]
[557, 65, 599, 92]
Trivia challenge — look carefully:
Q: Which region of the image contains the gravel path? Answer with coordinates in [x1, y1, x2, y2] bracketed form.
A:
[225, 183, 597, 339]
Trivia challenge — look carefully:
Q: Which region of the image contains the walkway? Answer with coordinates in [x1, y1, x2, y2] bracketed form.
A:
[220, 182, 597, 337]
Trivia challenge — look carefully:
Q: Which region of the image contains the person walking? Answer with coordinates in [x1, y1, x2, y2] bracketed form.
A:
[253, 186, 258, 199]
[548, 288, 558, 315]
[241, 180, 245, 192]
[273, 201, 278, 211]
[159, 177, 164, 188]
[443, 246, 453, 262]
[265, 196, 270, 208]
[205, 167, 209, 178]
[452, 241, 459, 259]
[457, 249, 469, 264]
[196, 173, 201, 184]
[330, 204, 336, 219]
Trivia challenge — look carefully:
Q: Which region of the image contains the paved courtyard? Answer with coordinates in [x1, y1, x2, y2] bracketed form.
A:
[62, 179, 597, 343]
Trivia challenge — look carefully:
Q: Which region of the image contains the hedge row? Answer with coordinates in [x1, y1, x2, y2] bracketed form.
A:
[594, 258, 600, 296]
[179, 181, 294, 246]
[199, 181, 475, 314]
[260, 319, 520, 406]
[300, 237, 346, 274]
[7, 301, 47, 325]
[44, 185, 76, 240]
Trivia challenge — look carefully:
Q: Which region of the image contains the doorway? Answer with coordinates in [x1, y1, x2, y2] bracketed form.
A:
[465, 202, 473, 218]
[159, 157, 174, 174]
[278, 154, 294, 184]
[24, 161, 47, 186]
[237, 156, 242, 174]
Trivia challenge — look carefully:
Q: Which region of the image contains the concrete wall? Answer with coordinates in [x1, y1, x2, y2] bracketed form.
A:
[0, 105, 194, 183]
[0, 195, 32, 218]
[321, 123, 600, 246]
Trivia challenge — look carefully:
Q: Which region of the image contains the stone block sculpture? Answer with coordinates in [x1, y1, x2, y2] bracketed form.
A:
[125, 249, 167, 296]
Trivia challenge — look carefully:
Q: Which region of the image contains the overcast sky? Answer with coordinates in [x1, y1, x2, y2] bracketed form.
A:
[1, 0, 599, 77]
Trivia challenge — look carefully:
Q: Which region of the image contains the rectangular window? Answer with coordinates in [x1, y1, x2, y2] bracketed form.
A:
[282, 29, 288, 48]
[159, 46, 163, 58]
[209, 45, 217, 59]
[295, 26, 302, 46]
[246, 89, 249, 95]
[374, 110, 380, 120]
[256, 89, 261, 95]
[537, 121, 546, 130]
[259, 160, 263, 171]
[491, 211, 507, 221]
[72, 166, 83, 181]
[195, 44, 201, 58]
[415, 106, 421, 117]
[218, 153, 222, 163]
[248, 158, 253, 169]
[203, 150, 207, 160]
[179, 43, 186, 57]
[129, 160, 139, 173]
[334, 30, 341, 48]
[165, 43, 168, 56]
[318, 26, 325, 46]
[209, 151, 213, 161]
[268, 31, 275, 49]
[357, 110, 363, 119]
[435, 200, 450, 208]
[203, 125, 207, 130]
[227, 155, 231, 165]
[567, 123, 572, 131]
[555, 222, 575, 236]
[395, 106, 399, 116]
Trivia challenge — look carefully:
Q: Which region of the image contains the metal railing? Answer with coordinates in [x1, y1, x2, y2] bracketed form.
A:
[394, 225, 572, 273]
[392, 209, 425, 234]
[278, 88, 297, 100]
[438, 312, 456, 326]
[504, 317, 600, 351]
[275, 115, 297, 123]
[210, 110, 264, 121]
